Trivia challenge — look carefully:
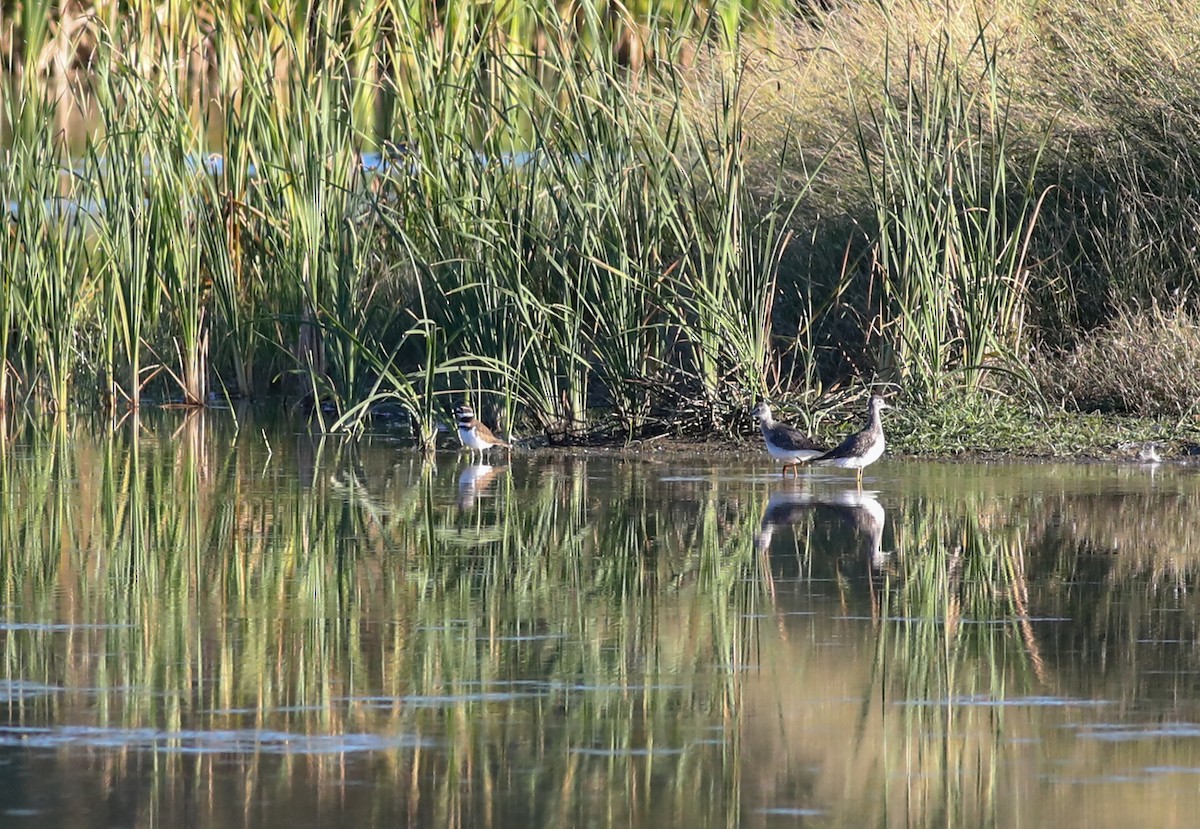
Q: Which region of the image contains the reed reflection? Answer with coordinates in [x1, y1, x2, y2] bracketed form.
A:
[0, 417, 770, 828]
[745, 484, 1048, 828]
[4, 421, 1200, 828]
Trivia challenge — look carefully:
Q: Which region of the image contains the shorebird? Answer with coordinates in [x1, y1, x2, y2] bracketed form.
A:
[453, 404, 511, 460]
[1136, 443, 1163, 464]
[752, 401, 825, 477]
[809, 394, 891, 486]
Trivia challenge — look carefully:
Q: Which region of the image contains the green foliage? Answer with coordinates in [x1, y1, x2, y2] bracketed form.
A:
[852, 26, 1047, 403]
[883, 390, 1192, 459]
[8, 1, 1200, 436]
[370, 3, 809, 435]
[1, 80, 89, 412]
[0, 1, 813, 438]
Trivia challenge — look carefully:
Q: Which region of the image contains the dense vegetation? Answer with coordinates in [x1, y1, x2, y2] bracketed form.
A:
[3, 1, 1200, 445]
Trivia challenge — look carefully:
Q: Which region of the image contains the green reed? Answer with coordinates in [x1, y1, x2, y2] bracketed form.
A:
[10, 1, 1200, 434]
[383, 4, 587, 432]
[853, 27, 1048, 402]
[204, 17, 270, 399]
[83, 46, 171, 410]
[379, 4, 806, 435]
[151, 33, 212, 407]
[660, 55, 810, 419]
[0, 151, 18, 411]
[250, 34, 373, 413]
[1, 79, 88, 412]
[1, 1, 809, 436]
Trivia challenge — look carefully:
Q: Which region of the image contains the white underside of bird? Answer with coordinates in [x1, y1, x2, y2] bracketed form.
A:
[764, 441, 823, 464]
[457, 424, 500, 452]
[813, 437, 886, 469]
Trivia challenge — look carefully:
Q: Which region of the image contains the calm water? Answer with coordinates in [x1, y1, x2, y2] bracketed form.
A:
[2, 412, 1200, 828]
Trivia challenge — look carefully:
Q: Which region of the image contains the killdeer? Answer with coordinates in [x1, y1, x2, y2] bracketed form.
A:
[752, 401, 825, 477]
[453, 403, 511, 458]
[809, 394, 891, 486]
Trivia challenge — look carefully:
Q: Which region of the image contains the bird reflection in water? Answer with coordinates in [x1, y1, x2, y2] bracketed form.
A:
[756, 487, 890, 575]
[457, 463, 504, 510]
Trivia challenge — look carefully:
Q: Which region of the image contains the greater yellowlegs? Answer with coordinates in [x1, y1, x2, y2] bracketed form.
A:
[752, 401, 825, 477]
[454, 404, 511, 459]
[809, 394, 891, 486]
[1137, 443, 1163, 464]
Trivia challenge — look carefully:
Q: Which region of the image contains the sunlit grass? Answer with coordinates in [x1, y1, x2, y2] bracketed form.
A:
[2, 2, 815, 437]
[7, 0, 1200, 440]
[851, 26, 1048, 402]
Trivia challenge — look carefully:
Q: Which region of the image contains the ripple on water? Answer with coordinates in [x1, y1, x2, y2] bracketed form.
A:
[569, 747, 685, 757]
[1079, 723, 1200, 741]
[347, 685, 550, 708]
[1144, 766, 1200, 775]
[553, 682, 686, 692]
[0, 681, 63, 701]
[204, 705, 328, 715]
[902, 695, 1113, 708]
[2, 808, 41, 819]
[0, 623, 135, 631]
[0, 725, 427, 754]
[345, 681, 689, 708]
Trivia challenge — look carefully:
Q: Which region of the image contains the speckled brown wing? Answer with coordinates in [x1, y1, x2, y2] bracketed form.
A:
[814, 428, 875, 462]
[769, 423, 824, 454]
[473, 421, 510, 448]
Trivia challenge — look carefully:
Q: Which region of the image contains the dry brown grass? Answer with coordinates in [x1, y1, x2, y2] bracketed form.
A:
[1033, 303, 1200, 416]
[718, 1, 1044, 209]
[697, 1, 1200, 398]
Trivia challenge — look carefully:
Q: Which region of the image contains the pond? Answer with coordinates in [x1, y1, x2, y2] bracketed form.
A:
[2, 412, 1199, 828]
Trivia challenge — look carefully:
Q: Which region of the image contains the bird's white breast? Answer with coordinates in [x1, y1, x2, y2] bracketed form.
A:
[458, 424, 493, 451]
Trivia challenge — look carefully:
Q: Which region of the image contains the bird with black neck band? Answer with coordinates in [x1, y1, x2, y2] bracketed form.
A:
[453, 403, 511, 461]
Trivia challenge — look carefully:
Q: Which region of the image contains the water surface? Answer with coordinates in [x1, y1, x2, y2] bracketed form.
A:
[2, 413, 1199, 827]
